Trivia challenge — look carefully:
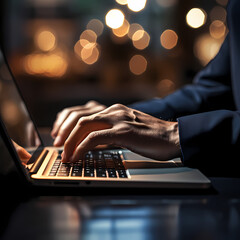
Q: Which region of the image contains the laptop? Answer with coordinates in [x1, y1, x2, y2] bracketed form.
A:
[0, 47, 211, 189]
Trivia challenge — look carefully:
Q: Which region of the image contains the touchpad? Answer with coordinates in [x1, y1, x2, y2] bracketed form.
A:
[122, 151, 153, 161]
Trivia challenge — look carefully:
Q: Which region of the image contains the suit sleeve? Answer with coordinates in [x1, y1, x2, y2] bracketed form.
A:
[129, 35, 235, 121]
[131, 35, 239, 176]
[178, 109, 240, 176]
[176, 34, 240, 176]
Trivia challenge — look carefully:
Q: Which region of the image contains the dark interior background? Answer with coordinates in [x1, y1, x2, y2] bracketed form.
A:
[0, 0, 228, 127]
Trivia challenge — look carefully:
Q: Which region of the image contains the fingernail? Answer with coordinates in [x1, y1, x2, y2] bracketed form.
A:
[53, 136, 62, 146]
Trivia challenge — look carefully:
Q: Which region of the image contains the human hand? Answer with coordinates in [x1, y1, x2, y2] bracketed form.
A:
[61, 104, 181, 163]
[12, 140, 32, 165]
[51, 100, 106, 146]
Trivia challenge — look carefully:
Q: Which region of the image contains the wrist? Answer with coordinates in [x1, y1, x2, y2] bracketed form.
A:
[168, 121, 181, 155]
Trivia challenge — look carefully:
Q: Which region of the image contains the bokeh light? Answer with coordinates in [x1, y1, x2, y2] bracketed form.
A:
[157, 79, 175, 96]
[24, 52, 68, 77]
[81, 43, 100, 65]
[79, 30, 97, 47]
[216, 0, 228, 6]
[86, 19, 104, 37]
[128, 23, 144, 39]
[209, 20, 226, 39]
[127, 0, 147, 12]
[105, 9, 125, 29]
[210, 6, 227, 22]
[1, 101, 21, 126]
[194, 34, 223, 66]
[74, 40, 82, 59]
[186, 8, 206, 29]
[112, 19, 130, 37]
[160, 29, 178, 49]
[132, 30, 150, 50]
[132, 30, 145, 41]
[74, 40, 100, 65]
[34, 29, 56, 52]
[115, 0, 128, 5]
[129, 55, 147, 75]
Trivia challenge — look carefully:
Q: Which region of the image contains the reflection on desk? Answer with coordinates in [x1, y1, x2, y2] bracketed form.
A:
[1, 180, 240, 240]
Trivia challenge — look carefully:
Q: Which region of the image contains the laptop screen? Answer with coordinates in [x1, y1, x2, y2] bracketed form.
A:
[0, 49, 42, 160]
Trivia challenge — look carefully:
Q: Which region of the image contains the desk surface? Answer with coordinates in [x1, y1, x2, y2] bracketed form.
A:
[1, 177, 240, 240]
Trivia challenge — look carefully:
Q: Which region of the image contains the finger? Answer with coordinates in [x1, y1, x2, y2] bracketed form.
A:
[51, 106, 85, 138]
[18, 148, 32, 161]
[53, 112, 81, 146]
[69, 128, 116, 162]
[51, 104, 106, 139]
[53, 109, 104, 146]
[51, 111, 71, 138]
[62, 118, 112, 162]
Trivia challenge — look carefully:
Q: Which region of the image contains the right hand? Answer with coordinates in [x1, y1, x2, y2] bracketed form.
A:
[60, 104, 181, 163]
[51, 100, 106, 146]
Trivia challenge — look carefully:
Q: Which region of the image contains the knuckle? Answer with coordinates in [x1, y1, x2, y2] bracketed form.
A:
[62, 108, 71, 115]
[87, 131, 98, 141]
[86, 100, 97, 106]
[77, 116, 89, 126]
[94, 104, 106, 112]
[77, 117, 85, 126]
[91, 113, 101, 121]
[69, 111, 80, 119]
[111, 103, 125, 110]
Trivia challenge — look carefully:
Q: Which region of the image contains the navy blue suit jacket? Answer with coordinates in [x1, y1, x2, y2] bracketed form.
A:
[129, 0, 240, 176]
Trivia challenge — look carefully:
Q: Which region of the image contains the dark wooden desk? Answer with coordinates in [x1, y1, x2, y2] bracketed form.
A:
[1, 177, 240, 240]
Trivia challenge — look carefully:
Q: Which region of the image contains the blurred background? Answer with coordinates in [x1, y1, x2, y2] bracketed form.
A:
[0, 0, 228, 128]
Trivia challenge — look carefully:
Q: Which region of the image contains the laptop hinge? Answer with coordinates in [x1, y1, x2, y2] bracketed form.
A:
[29, 150, 49, 174]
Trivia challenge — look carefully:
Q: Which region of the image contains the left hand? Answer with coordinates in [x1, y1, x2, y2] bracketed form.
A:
[61, 104, 181, 163]
[12, 140, 32, 164]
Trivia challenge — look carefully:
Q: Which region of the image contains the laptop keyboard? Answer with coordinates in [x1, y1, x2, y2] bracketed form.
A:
[49, 151, 128, 178]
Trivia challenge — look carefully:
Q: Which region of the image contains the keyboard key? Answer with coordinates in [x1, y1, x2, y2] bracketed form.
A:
[51, 166, 59, 171]
[57, 163, 71, 176]
[49, 159, 61, 176]
[72, 166, 81, 171]
[49, 171, 57, 176]
[103, 153, 112, 159]
[108, 169, 117, 178]
[71, 171, 82, 177]
[71, 165, 82, 177]
[84, 168, 94, 177]
[117, 170, 128, 178]
[96, 169, 107, 177]
[57, 172, 69, 176]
